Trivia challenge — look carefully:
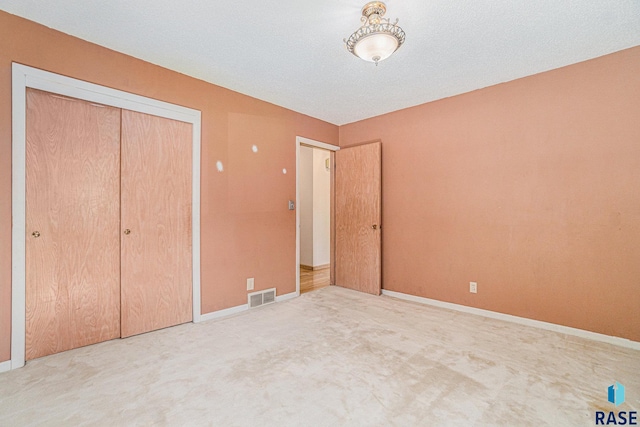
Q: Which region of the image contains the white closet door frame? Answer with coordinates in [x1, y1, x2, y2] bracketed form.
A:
[11, 63, 203, 369]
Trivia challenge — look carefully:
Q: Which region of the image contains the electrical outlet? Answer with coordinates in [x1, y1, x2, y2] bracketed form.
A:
[470, 281, 477, 294]
[247, 278, 254, 291]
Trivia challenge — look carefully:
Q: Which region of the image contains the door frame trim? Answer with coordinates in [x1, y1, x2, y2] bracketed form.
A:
[295, 136, 339, 295]
[11, 63, 202, 369]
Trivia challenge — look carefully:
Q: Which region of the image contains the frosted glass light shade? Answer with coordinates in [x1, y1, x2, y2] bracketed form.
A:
[353, 33, 399, 63]
[344, 2, 406, 65]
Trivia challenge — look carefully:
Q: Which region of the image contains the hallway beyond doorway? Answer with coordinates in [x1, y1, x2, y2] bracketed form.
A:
[300, 267, 330, 294]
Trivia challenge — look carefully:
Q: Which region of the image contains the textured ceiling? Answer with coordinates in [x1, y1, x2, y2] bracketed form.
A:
[1, 1, 640, 125]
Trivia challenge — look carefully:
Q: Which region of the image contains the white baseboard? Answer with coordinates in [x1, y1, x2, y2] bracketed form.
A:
[276, 291, 298, 303]
[0, 360, 11, 373]
[199, 291, 299, 322]
[199, 303, 248, 322]
[382, 289, 640, 351]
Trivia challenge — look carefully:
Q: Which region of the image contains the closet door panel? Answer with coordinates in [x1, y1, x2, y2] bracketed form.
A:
[120, 110, 193, 337]
[25, 89, 121, 360]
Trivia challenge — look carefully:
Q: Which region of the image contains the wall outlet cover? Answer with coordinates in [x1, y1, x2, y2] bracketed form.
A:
[470, 281, 477, 293]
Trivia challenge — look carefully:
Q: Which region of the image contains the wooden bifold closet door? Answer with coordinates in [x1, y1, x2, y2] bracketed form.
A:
[25, 89, 121, 360]
[25, 89, 193, 359]
[120, 110, 193, 338]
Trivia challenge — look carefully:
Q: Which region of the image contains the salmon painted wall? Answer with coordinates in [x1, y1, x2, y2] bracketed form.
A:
[0, 11, 338, 362]
[340, 46, 640, 342]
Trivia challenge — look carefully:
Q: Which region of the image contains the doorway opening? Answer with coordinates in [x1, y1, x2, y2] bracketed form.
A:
[299, 145, 331, 293]
[295, 137, 339, 295]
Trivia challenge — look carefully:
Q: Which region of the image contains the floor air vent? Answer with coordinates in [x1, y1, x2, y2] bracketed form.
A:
[248, 288, 276, 308]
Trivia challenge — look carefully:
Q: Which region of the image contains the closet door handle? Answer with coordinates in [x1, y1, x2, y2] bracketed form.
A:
[123, 229, 131, 235]
[32, 231, 41, 238]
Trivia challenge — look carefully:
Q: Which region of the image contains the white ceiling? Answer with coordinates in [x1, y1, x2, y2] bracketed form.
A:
[2, 1, 640, 125]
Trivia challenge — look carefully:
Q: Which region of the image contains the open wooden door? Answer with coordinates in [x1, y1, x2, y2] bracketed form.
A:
[334, 141, 382, 295]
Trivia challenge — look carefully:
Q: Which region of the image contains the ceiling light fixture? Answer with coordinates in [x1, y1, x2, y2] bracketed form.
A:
[344, 1, 406, 66]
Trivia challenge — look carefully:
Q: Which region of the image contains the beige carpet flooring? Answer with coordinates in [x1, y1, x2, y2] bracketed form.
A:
[1, 286, 638, 426]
